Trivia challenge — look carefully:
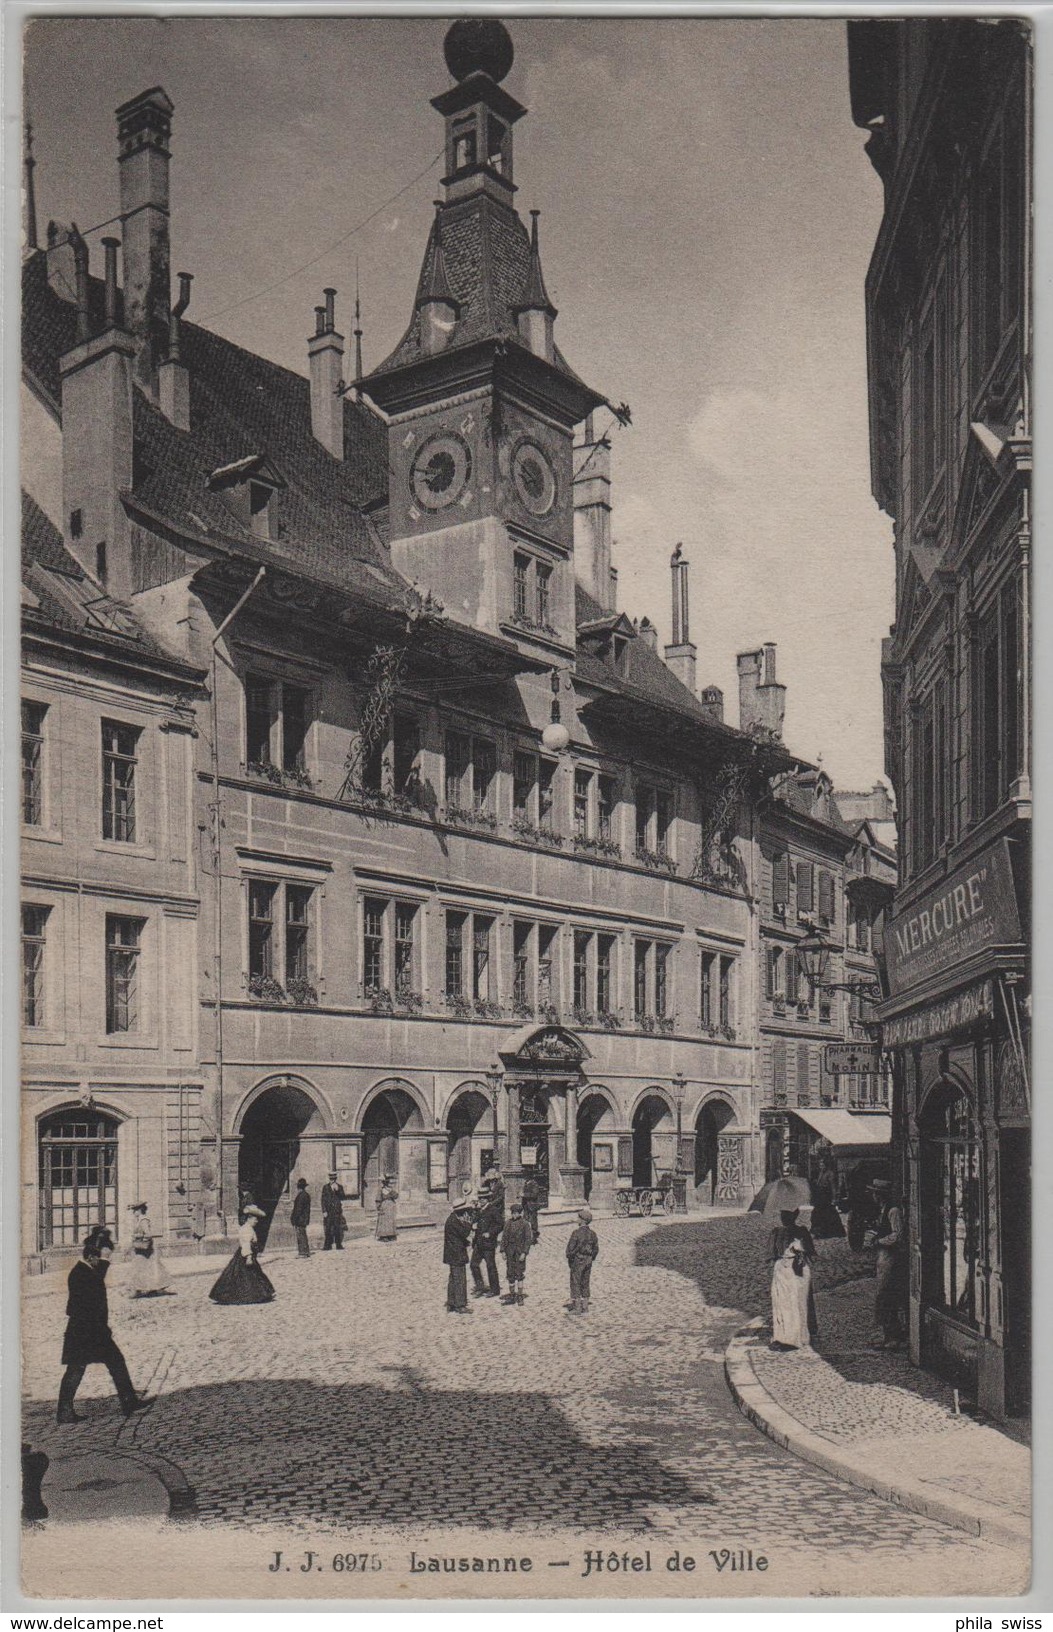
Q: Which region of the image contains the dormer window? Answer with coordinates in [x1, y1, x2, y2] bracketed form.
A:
[207, 453, 286, 542]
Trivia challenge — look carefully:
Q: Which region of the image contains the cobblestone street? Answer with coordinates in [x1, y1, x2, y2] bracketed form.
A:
[21, 1215, 1027, 1600]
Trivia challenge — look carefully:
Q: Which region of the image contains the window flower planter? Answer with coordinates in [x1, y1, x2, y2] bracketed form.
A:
[247, 974, 288, 1004]
[635, 847, 678, 877]
[573, 834, 622, 861]
[286, 978, 318, 1007]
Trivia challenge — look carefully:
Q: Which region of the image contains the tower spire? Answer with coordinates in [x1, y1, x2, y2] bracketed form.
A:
[23, 119, 38, 254]
[516, 210, 557, 318]
[354, 259, 363, 382]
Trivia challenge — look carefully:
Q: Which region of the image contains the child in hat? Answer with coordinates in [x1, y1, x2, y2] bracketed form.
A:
[565, 1208, 599, 1315]
[500, 1203, 532, 1306]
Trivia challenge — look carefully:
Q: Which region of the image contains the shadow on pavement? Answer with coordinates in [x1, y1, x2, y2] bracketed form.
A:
[27, 1374, 716, 1531]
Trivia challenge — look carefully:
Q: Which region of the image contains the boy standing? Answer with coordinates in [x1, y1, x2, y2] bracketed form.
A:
[566, 1207, 599, 1315]
[500, 1203, 532, 1305]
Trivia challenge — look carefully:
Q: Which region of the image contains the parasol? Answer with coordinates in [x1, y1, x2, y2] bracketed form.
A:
[748, 1175, 813, 1222]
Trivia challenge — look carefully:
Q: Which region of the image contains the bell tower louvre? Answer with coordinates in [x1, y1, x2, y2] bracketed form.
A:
[360, 19, 606, 662]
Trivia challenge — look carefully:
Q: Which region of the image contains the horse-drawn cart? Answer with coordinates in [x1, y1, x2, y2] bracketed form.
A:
[614, 1177, 674, 1217]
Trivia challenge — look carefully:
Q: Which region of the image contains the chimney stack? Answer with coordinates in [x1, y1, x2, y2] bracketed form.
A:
[116, 86, 174, 389]
[637, 616, 658, 651]
[308, 288, 345, 459]
[664, 543, 697, 692]
[737, 642, 786, 739]
[58, 234, 136, 592]
[573, 411, 613, 611]
[159, 271, 193, 431]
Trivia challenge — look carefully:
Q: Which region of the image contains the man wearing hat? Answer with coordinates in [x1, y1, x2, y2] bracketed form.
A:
[565, 1208, 599, 1315]
[443, 1196, 474, 1313]
[321, 1171, 347, 1250]
[290, 1178, 312, 1258]
[57, 1226, 149, 1423]
[866, 1179, 906, 1348]
[469, 1173, 503, 1298]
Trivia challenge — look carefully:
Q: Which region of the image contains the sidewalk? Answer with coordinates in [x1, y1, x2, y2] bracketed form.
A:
[724, 1273, 1030, 1549]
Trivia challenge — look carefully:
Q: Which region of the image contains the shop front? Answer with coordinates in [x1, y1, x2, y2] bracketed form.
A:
[881, 838, 1029, 1419]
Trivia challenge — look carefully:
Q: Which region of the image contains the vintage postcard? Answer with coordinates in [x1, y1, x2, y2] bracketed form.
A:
[14, 9, 1031, 1604]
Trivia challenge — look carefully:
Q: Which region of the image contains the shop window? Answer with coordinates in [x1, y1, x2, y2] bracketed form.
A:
[923, 1085, 980, 1324]
[22, 700, 47, 826]
[101, 719, 139, 842]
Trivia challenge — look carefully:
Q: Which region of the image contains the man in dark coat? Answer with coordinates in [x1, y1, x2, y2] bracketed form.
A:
[291, 1178, 312, 1258]
[521, 1174, 541, 1244]
[56, 1227, 148, 1423]
[443, 1197, 474, 1313]
[470, 1181, 503, 1297]
[321, 1172, 347, 1250]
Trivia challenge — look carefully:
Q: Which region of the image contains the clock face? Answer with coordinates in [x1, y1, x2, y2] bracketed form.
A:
[410, 433, 472, 511]
[512, 439, 557, 516]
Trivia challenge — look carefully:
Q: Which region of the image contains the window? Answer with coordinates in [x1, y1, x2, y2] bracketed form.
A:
[796, 860, 814, 916]
[472, 916, 494, 1000]
[574, 770, 592, 839]
[513, 921, 532, 1008]
[428, 1139, 449, 1193]
[445, 911, 466, 998]
[22, 905, 49, 1028]
[539, 759, 557, 831]
[598, 775, 615, 841]
[245, 676, 314, 776]
[38, 1111, 118, 1249]
[536, 562, 552, 626]
[513, 553, 530, 620]
[974, 591, 1021, 821]
[395, 904, 416, 995]
[785, 948, 799, 1006]
[22, 701, 47, 826]
[513, 751, 536, 820]
[655, 944, 670, 1019]
[471, 738, 496, 815]
[634, 939, 650, 1020]
[773, 1037, 787, 1106]
[445, 732, 470, 809]
[925, 1088, 980, 1322]
[597, 935, 615, 1014]
[445, 731, 494, 816]
[538, 925, 556, 1007]
[635, 783, 672, 857]
[101, 720, 139, 842]
[573, 931, 591, 1012]
[701, 952, 713, 1028]
[392, 713, 421, 796]
[914, 682, 949, 870]
[635, 785, 653, 852]
[719, 955, 733, 1030]
[772, 851, 790, 913]
[655, 790, 672, 856]
[453, 117, 477, 172]
[285, 885, 311, 985]
[797, 1042, 812, 1106]
[766, 945, 784, 1002]
[248, 883, 277, 981]
[105, 914, 144, 1033]
[974, 113, 1024, 387]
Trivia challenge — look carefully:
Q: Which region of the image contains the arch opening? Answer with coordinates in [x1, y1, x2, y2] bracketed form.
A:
[695, 1098, 736, 1202]
[631, 1091, 675, 1189]
[239, 1081, 327, 1241]
[445, 1087, 493, 1199]
[577, 1091, 616, 1199]
[361, 1085, 424, 1200]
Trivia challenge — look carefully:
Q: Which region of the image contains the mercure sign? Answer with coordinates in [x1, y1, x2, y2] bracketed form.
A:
[884, 839, 1021, 998]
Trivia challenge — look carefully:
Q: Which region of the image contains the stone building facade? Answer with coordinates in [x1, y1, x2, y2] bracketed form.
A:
[849, 17, 1031, 1417]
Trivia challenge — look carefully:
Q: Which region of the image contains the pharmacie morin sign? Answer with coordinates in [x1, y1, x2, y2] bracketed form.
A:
[884, 838, 1022, 998]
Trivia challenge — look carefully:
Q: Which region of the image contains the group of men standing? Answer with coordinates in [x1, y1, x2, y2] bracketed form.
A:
[442, 1171, 599, 1316]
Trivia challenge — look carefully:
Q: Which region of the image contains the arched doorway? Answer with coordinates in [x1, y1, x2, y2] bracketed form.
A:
[361, 1083, 424, 1204]
[695, 1099, 735, 1203]
[446, 1086, 493, 1199]
[239, 1080, 327, 1243]
[577, 1091, 617, 1200]
[631, 1092, 675, 1189]
[38, 1108, 120, 1250]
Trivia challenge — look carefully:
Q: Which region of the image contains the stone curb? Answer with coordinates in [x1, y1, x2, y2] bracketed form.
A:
[724, 1317, 1029, 1550]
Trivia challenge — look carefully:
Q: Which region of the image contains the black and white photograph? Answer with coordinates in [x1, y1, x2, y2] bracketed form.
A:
[13, 8, 1032, 1605]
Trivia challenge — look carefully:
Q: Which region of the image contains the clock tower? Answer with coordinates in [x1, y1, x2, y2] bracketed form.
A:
[361, 19, 606, 662]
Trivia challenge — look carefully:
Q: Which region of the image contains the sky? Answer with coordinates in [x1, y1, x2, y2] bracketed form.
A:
[23, 14, 895, 792]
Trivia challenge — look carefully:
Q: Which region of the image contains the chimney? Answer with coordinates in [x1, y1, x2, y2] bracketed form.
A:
[46, 221, 77, 304]
[58, 235, 136, 594]
[637, 616, 657, 651]
[699, 685, 724, 723]
[116, 86, 174, 389]
[737, 642, 786, 739]
[417, 203, 459, 356]
[664, 543, 697, 692]
[308, 288, 345, 459]
[514, 211, 556, 362]
[573, 411, 612, 610]
[159, 270, 193, 431]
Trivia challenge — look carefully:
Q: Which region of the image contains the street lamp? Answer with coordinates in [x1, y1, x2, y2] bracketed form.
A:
[671, 1070, 687, 1146]
[795, 923, 882, 1004]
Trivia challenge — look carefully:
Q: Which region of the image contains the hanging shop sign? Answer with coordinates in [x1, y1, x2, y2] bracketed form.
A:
[824, 1043, 882, 1075]
[884, 839, 1021, 998]
[882, 979, 994, 1048]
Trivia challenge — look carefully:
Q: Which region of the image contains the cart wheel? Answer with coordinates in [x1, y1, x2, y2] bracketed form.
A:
[639, 1190, 654, 1216]
[615, 1191, 629, 1218]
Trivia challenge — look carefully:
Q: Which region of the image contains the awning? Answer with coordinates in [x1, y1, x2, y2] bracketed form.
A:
[789, 1108, 892, 1148]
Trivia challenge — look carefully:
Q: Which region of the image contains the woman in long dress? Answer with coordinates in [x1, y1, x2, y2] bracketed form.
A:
[769, 1207, 817, 1351]
[375, 1177, 399, 1243]
[126, 1202, 172, 1297]
[209, 1205, 276, 1304]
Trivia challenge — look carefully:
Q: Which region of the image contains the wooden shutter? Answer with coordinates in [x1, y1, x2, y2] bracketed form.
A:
[818, 868, 835, 924]
[773, 852, 789, 908]
[797, 860, 814, 914]
[765, 947, 776, 999]
[773, 1038, 787, 1105]
[797, 1042, 811, 1105]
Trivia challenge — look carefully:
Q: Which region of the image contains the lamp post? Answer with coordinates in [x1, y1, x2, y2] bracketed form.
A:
[795, 924, 882, 1004]
[671, 1070, 687, 1148]
[485, 1060, 503, 1172]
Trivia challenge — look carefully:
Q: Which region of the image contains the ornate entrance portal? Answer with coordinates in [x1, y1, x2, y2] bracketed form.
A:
[499, 1023, 590, 1207]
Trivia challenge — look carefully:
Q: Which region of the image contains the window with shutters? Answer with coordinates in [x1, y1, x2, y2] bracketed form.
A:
[773, 1038, 787, 1107]
[785, 948, 798, 1006]
[766, 945, 784, 1006]
[797, 1042, 812, 1106]
[513, 750, 537, 821]
[772, 852, 790, 915]
[796, 859, 814, 917]
[818, 868, 835, 926]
